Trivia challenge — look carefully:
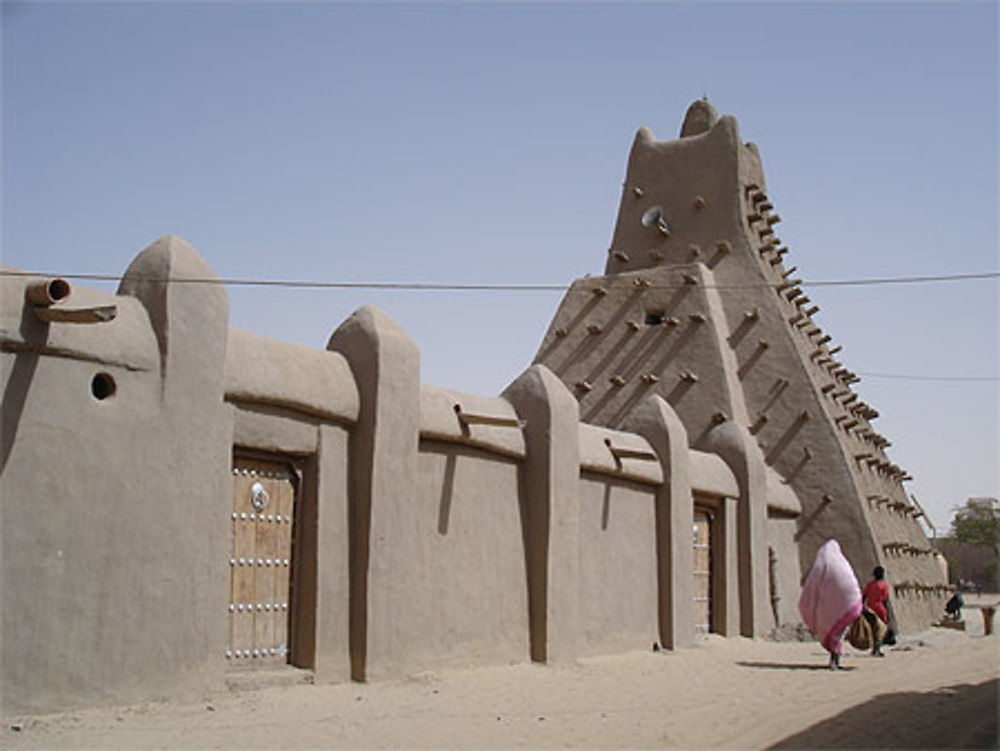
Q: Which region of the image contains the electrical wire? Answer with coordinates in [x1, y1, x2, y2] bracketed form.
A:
[4, 268, 995, 382]
[856, 372, 1000, 382]
[805, 271, 999, 287]
[0, 268, 997, 291]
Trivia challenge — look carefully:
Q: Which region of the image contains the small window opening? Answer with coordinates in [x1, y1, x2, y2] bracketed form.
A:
[91, 372, 116, 400]
[645, 310, 665, 326]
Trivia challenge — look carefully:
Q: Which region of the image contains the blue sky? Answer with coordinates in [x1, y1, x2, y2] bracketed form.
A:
[3, 1, 997, 532]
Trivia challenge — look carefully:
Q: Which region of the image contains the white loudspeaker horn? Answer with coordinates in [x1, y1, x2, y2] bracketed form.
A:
[640, 206, 670, 236]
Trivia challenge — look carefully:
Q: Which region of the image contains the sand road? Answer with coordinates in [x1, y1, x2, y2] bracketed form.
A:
[6, 614, 998, 749]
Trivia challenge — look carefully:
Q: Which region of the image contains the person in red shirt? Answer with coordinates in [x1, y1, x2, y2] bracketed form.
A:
[862, 566, 891, 656]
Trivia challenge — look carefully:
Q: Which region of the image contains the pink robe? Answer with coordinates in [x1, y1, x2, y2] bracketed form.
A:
[798, 540, 862, 655]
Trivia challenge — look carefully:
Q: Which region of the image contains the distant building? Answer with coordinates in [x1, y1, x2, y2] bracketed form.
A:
[1, 100, 945, 716]
[938, 497, 999, 591]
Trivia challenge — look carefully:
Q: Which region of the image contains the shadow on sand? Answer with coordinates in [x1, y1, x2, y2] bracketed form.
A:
[769, 679, 998, 749]
[737, 661, 854, 672]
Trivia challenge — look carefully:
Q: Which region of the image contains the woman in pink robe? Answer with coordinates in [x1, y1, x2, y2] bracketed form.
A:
[798, 539, 863, 669]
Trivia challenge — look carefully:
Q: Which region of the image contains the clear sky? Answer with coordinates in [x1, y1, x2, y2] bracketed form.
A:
[3, 1, 997, 533]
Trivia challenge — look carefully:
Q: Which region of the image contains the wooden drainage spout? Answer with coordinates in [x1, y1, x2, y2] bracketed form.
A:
[26, 278, 72, 306]
[453, 404, 525, 429]
[27, 276, 117, 324]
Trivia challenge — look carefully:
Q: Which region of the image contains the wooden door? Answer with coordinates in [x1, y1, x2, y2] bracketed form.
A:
[227, 457, 296, 668]
[693, 509, 712, 634]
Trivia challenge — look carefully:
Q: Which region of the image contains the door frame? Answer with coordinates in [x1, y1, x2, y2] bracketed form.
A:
[693, 505, 713, 635]
[229, 448, 315, 671]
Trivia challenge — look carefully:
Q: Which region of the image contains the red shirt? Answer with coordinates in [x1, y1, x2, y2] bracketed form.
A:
[863, 579, 890, 623]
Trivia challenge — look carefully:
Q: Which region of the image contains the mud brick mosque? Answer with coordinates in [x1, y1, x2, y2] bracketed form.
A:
[1, 100, 946, 715]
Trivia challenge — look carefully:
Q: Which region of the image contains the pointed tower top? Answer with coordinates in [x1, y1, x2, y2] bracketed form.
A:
[679, 98, 719, 138]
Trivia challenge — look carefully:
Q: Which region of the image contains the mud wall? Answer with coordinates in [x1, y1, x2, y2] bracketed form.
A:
[1, 238, 232, 715]
[2, 234, 770, 717]
[577, 474, 659, 656]
[410, 441, 529, 670]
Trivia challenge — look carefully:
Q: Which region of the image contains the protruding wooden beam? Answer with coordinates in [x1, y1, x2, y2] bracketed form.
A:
[454, 404, 526, 429]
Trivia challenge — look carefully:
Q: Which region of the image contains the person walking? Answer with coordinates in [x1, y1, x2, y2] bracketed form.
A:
[862, 566, 891, 656]
[799, 540, 863, 670]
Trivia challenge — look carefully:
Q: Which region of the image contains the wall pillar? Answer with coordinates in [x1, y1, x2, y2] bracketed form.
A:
[1, 236, 232, 715]
[701, 422, 770, 636]
[310, 424, 351, 682]
[328, 306, 420, 681]
[624, 395, 694, 649]
[503, 365, 580, 663]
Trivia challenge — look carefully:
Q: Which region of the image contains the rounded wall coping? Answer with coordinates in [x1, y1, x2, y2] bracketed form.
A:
[765, 466, 803, 515]
[689, 449, 739, 499]
[419, 384, 526, 459]
[225, 328, 360, 423]
[578, 423, 663, 485]
[117, 235, 228, 367]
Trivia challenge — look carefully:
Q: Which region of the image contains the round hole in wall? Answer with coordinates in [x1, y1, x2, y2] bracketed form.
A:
[91, 372, 116, 400]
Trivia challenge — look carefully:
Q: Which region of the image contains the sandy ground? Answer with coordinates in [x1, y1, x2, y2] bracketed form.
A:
[5, 600, 998, 750]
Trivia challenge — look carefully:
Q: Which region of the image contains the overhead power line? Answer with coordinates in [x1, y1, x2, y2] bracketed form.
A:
[0, 269, 997, 291]
[805, 271, 999, 287]
[857, 372, 1000, 382]
[2, 269, 994, 382]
